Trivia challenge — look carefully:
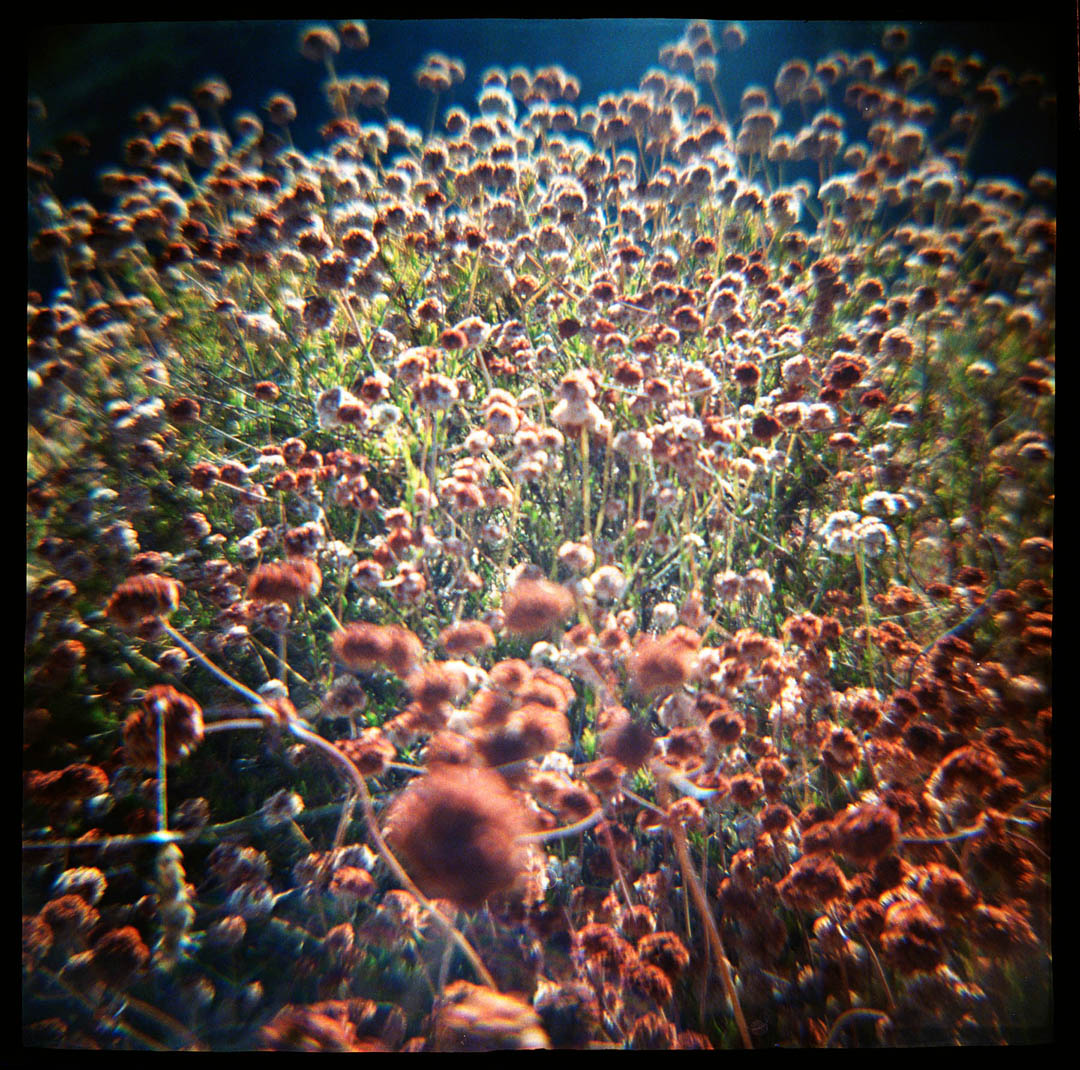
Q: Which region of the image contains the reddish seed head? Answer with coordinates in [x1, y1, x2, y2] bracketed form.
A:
[331, 622, 424, 678]
[706, 707, 744, 745]
[40, 895, 101, 944]
[880, 899, 946, 973]
[406, 661, 468, 716]
[629, 627, 701, 695]
[438, 620, 496, 657]
[335, 730, 396, 777]
[478, 703, 571, 765]
[383, 764, 529, 911]
[299, 25, 340, 63]
[830, 803, 900, 866]
[733, 361, 761, 388]
[25, 763, 109, 806]
[247, 558, 321, 607]
[123, 684, 204, 769]
[106, 574, 183, 629]
[501, 579, 575, 636]
[751, 413, 783, 442]
[777, 854, 849, 911]
[166, 396, 201, 425]
[600, 713, 655, 770]
[92, 926, 150, 987]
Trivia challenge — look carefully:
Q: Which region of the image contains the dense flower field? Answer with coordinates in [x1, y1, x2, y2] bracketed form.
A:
[25, 20, 1052, 1049]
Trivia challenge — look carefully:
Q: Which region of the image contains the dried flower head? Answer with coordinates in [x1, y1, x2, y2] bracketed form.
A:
[629, 627, 701, 695]
[92, 926, 150, 987]
[123, 685, 204, 768]
[438, 619, 496, 657]
[105, 573, 183, 628]
[247, 557, 322, 607]
[383, 764, 530, 910]
[502, 578, 575, 635]
[830, 803, 900, 866]
[331, 622, 423, 677]
[433, 981, 549, 1051]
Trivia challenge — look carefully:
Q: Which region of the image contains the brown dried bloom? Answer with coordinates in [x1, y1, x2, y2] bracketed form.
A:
[247, 557, 322, 607]
[968, 903, 1039, 954]
[830, 803, 900, 866]
[629, 627, 701, 695]
[880, 899, 946, 972]
[534, 981, 600, 1048]
[105, 574, 183, 628]
[911, 863, 977, 916]
[433, 981, 549, 1051]
[335, 729, 396, 777]
[438, 619, 496, 657]
[600, 711, 656, 770]
[406, 661, 469, 716]
[260, 1003, 362, 1052]
[25, 763, 109, 806]
[383, 765, 530, 910]
[123, 685, 204, 769]
[92, 926, 150, 987]
[478, 703, 571, 765]
[706, 705, 744, 745]
[928, 745, 1003, 800]
[331, 622, 423, 677]
[636, 930, 690, 979]
[821, 725, 862, 774]
[502, 578, 575, 635]
[778, 855, 849, 911]
[489, 659, 533, 693]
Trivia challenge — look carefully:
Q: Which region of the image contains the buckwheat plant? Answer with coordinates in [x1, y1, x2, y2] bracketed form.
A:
[26, 19, 1052, 1050]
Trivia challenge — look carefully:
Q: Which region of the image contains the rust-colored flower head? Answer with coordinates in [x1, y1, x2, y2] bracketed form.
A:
[880, 899, 946, 972]
[729, 773, 763, 809]
[300, 25, 341, 63]
[968, 903, 1039, 955]
[123, 684, 204, 769]
[328, 866, 376, 905]
[381, 625, 426, 677]
[339, 20, 369, 49]
[336, 729, 396, 777]
[534, 981, 600, 1048]
[40, 895, 100, 946]
[628, 1013, 678, 1050]
[331, 623, 423, 677]
[910, 863, 977, 917]
[433, 980, 549, 1051]
[821, 725, 862, 775]
[760, 802, 795, 835]
[600, 710, 656, 770]
[25, 763, 109, 808]
[92, 925, 150, 987]
[383, 764, 530, 911]
[636, 930, 690, 980]
[516, 667, 575, 712]
[488, 659, 532, 693]
[406, 661, 468, 717]
[830, 803, 900, 866]
[502, 578, 575, 636]
[438, 619, 496, 657]
[927, 745, 1004, 800]
[706, 706, 744, 745]
[478, 703, 571, 766]
[629, 627, 701, 695]
[777, 854, 849, 912]
[106, 574, 183, 628]
[260, 1003, 364, 1052]
[247, 557, 322, 607]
